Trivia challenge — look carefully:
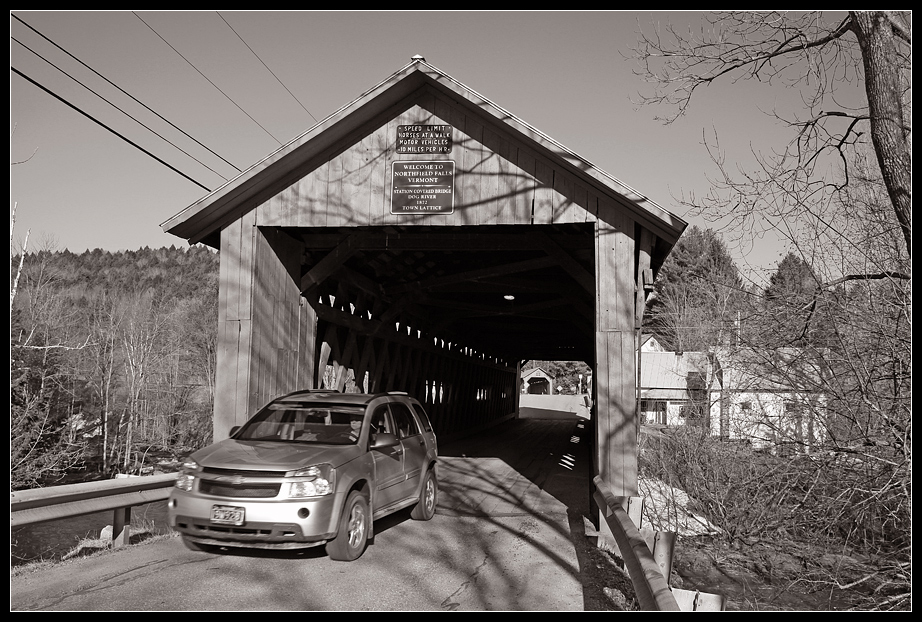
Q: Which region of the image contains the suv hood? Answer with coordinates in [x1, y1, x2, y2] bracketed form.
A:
[192, 439, 363, 472]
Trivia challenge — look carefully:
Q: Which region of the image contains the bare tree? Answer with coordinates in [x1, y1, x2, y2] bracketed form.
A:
[82, 292, 123, 474]
[10, 238, 87, 488]
[632, 11, 911, 257]
[632, 12, 910, 609]
[118, 290, 167, 472]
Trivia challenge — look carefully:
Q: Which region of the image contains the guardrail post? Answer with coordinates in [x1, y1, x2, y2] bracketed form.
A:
[672, 588, 727, 611]
[592, 477, 681, 611]
[605, 496, 644, 558]
[112, 507, 131, 548]
[652, 531, 675, 584]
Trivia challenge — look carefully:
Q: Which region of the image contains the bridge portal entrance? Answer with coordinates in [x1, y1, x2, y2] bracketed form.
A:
[163, 56, 686, 498]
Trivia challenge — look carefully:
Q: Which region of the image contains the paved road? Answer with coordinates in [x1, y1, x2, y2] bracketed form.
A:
[11, 409, 598, 611]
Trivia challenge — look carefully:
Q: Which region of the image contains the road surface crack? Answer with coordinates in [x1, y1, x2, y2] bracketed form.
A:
[440, 554, 490, 611]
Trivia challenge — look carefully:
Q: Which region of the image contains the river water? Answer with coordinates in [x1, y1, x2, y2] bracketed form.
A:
[11, 501, 173, 567]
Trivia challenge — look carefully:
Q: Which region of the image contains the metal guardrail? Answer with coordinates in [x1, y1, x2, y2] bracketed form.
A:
[11, 473, 177, 547]
[14, 471, 723, 610]
[592, 475, 681, 611]
[592, 476, 725, 611]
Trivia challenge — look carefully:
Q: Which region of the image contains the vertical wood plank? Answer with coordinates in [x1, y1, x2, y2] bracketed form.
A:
[480, 126, 503, 224]
[368, 125, 389, 225]
[553, 170, 574, 223]
[515, 149, 538, 224]
[298, 160, 329, 228]
[327, 152, 345, 227]
[460, 116, 484, 225]
[594, 215, 639, 497]
[533, 158, 555, 224]
[595, 330, 638, 496]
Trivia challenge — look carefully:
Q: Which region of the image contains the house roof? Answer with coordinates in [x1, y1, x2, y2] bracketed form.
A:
[160, 56, 686, 251]
[522, 367, 552, 381]
[641, 351, 712, 390]
[639, 351, 717, 402]
[640, 334, 665, 352]
[717, 347, 827, 393]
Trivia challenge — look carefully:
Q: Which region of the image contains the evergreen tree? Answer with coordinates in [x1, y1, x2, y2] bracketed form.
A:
[761, 253, 834, 347]
[645, 226, 745, 351]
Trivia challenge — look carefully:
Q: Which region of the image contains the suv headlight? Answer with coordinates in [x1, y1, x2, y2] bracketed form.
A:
[174, 459, 200, 492]
[283, 464, 335, 498]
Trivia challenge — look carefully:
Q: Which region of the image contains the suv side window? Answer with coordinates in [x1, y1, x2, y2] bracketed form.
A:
[390, 402, 421, 439]
[370, 405, 394, 442]
[412, 404, 433, 433]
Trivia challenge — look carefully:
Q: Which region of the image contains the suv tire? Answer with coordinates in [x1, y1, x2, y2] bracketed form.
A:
[410, 469, 437, 521]
[326, 491, 369, 561]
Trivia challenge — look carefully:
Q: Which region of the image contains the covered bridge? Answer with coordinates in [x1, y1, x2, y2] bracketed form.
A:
[162, 56, 686, 497]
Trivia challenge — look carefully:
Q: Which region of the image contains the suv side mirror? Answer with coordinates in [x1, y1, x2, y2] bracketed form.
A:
[371, 432, 399, 449]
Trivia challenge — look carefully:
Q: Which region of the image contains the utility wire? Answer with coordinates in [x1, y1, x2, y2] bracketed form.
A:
[216, 11, 317, 123]
[11, 13, 242, 176]
[12, 66, 212, 193]
[12, 36, 231, 183]
[133, 11, 285, 146]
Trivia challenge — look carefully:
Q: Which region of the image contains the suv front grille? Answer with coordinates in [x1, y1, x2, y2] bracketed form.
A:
[202, 466, 287, 477]
[199, 480, 281, 498]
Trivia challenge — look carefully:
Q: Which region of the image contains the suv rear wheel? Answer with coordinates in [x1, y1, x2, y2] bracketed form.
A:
[326, 491, 369, 561]
[410, 469, 437, 521]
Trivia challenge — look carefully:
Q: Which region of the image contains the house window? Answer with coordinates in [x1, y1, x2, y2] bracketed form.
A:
[641, 400, 667, 425]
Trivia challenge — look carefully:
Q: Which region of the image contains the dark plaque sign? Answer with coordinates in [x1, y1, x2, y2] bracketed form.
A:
[397, 125, 452, 154]
[391, 160, 455, 214]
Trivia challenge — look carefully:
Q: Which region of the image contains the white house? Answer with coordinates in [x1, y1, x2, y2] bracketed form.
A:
[639, 349, 721, 427]
[712, 347, 828, 453]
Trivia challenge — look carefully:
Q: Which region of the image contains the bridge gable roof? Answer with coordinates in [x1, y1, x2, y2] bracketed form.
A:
[161, 56, 686, 250]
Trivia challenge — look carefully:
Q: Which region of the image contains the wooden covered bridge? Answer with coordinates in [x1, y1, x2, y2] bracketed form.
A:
[162, 56, 686, 497]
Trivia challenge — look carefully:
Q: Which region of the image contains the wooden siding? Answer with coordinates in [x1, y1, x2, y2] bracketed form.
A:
[594, 215, 639, 497]
[255, 98, 600, 230]
[214, 218, 316, 440]
[214, 87, 651, 495]
[311, 312, 518, 440]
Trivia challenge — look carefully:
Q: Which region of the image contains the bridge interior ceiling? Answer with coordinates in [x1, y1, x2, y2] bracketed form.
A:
[289, 223, 596, 367]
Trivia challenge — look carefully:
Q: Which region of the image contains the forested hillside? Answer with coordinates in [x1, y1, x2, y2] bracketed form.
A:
[11, 245, 220, 489]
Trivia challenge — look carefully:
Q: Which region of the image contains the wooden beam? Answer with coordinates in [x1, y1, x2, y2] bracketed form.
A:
[533, 231, 595, 294]
[387, 256, 558, 295]
[300, 234, 360, 294]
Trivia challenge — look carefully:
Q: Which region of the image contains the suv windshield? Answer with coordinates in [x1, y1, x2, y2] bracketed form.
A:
[234, 401, 366, 445]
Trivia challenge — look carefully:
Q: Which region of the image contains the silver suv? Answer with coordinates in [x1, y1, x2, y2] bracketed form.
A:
[168, 390, 438, 561]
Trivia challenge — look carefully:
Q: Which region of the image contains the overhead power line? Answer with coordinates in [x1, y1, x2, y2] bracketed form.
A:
[133, 11, 285, 146]
[217, 11, 317, 123]
[11, 13, 242, 176]
[12, 66, 212, 193]
[12, 35, 231, 184]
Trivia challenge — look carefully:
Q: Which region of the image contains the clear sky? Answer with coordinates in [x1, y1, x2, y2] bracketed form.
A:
[10, 11, 834, 284]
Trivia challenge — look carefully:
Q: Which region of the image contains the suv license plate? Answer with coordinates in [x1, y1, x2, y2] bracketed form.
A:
[211, 505, 245, 525]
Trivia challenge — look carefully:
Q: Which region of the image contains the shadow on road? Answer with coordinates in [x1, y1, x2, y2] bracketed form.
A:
[433, 402, 633, 610]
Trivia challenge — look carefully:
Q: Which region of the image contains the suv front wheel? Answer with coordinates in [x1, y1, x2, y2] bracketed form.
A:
[326, 491, 369, 561]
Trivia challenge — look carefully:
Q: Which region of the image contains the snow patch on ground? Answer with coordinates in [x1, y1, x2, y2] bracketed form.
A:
[638, 477, 721, 537]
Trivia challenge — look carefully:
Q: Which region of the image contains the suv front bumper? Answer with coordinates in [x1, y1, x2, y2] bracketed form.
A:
[169, 488, 343, 549]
